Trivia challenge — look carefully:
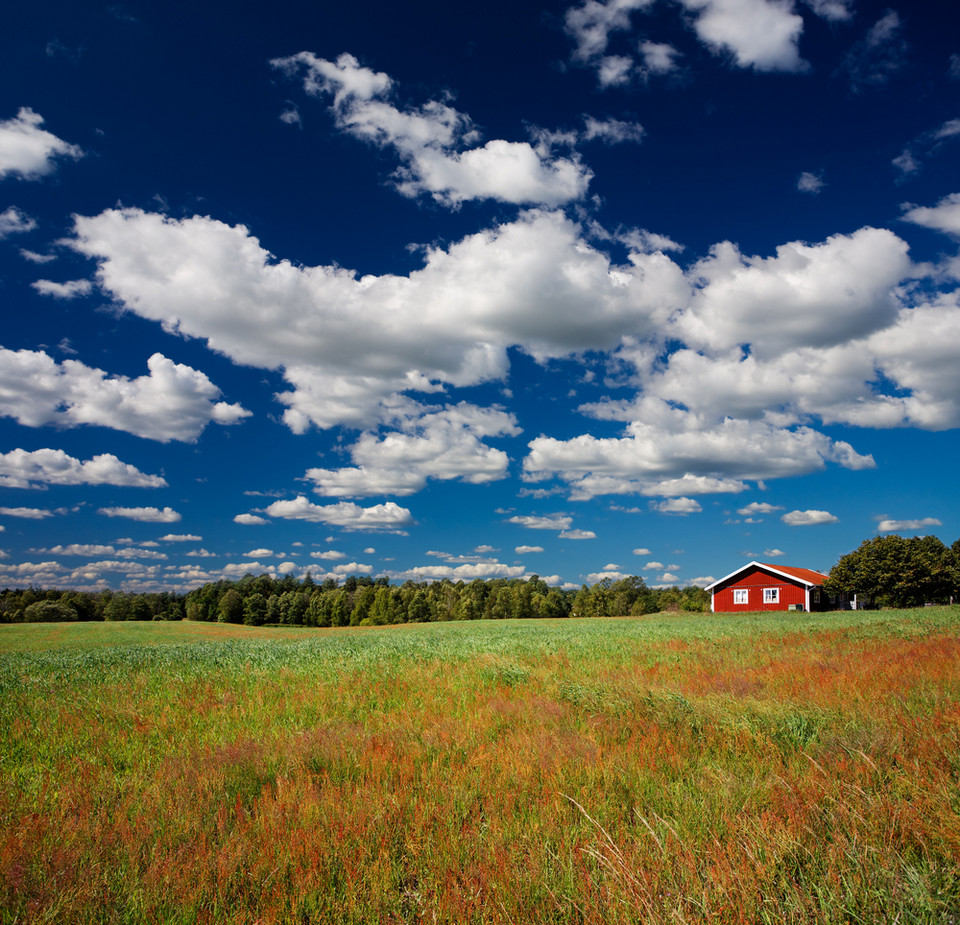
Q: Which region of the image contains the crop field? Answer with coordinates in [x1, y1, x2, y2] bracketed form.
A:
[2, 607, 960, 924]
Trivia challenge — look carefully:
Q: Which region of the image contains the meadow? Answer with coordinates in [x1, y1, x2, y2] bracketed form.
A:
[2, 607, 959, 923]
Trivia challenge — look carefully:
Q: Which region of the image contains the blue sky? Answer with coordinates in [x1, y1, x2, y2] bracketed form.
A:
[1, 0, 959, 593]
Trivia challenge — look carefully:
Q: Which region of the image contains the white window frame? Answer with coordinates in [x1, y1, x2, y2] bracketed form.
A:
[733, 588, 749, 605]
[763, 587, 780, 604]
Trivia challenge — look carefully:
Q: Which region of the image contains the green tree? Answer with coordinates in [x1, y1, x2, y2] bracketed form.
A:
[243, 592, 267, 626]
[305, 590, 327, 627]
[217, 588, 244, 624]
[588, 580, 612, 617]
[60, 592, 100, 621]
[408, 589, 430, 623]
[23, 600, 78, 623]
[129, 596, 153, 621]
[350, 586, 376, 626]
[539, 588, 567, 619]
[287, 592, 309, 625]
[485, 585, 512, 620]
[607, 576, 649, 615]
[456, 590, 483, 621]
[186, 582, 220, 621]
[103, 593, 134, 622]
[278, 590, 309, 625]
[330, 589, 349, 627]
[513, 582, 534, 619]
[571, 585, 592, 618]
[657, 588, 683, 613]
[824, 534, 959, 608]
[265, 594, 281, 624]
[680, 587, 710, 612]
[368, 586, 393, 625]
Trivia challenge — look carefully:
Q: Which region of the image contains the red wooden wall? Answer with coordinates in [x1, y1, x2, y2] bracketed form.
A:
[712, 566, 808, 612]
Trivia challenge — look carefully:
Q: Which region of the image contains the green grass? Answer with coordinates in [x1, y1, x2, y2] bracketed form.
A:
[2, 607, 960, 923]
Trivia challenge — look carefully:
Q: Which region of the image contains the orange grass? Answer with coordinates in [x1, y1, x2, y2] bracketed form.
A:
[2, 609, 960, 923]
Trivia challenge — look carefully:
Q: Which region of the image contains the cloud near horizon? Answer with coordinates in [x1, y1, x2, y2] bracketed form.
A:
[98, 506, 182, 523]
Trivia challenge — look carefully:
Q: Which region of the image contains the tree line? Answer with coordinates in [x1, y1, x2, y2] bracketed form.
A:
[171, 573, 708, 626]
[0, 574, 710, 625]
[2, 532, 956, 624]
[0, 588, 186, 624]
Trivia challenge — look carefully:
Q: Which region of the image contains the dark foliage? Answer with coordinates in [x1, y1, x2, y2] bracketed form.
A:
[824, 534, 960, 608]
[0, 573, 712, 625]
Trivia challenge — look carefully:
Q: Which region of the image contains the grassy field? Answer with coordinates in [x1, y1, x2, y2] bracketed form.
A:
[2, 607, 959, 924]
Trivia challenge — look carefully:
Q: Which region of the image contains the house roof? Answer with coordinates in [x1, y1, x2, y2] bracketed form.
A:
[762, 563, 830, 586]
[705, 561, 830, 591]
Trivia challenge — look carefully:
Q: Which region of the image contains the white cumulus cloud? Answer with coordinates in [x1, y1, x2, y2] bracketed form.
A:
[0, 448, 166, 489]
[31, 279, 93, 299]
[586, 570, 629, 582]
[58, 188, 959, 516]
[674, 227, 910, 358]
[272, 52, 591, 208]
[525, 398, 873, 500]
[650, 497, 702, 514]
[0, 107, 83, 179]
[0, 206, 37, 238]
[37, 544, 116, 556]
[876, 517, 942, 532]
[234, 513, 269, 525]
[781, 509, 838, 526]
[387, 562, 526, 581]
[737, 501, 783, 515]
[902, 193, 960, 237]
[304, 403, 519, 497]
[508, 513, 573, 531]
[0, 348, 250, 442]
[329, 561, 374, 575]
[676, 0, 807, 72]
[67, 207, 687, 433]
[99, 506, 182, 523]
[0, 506, 55, 519]
[264, 495, 413, 532]
[310, 549, 347, 560]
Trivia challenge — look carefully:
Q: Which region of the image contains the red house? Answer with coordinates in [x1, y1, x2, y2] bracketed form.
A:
[706, 561, 830, 613]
